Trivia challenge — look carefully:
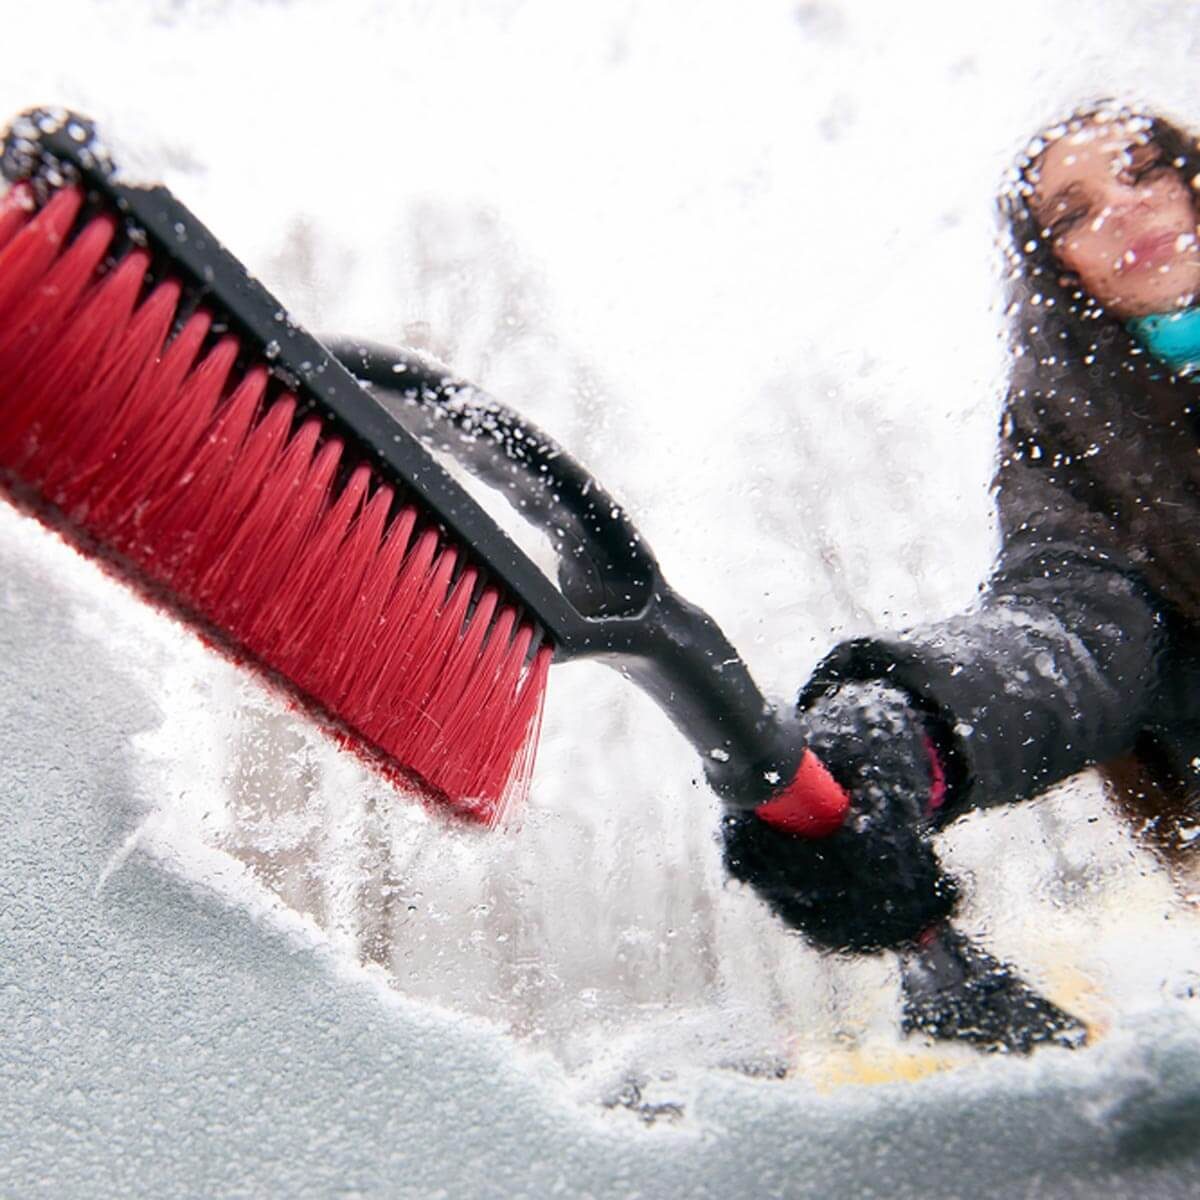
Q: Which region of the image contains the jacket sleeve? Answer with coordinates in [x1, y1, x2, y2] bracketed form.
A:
[800, 456, 1169, 817]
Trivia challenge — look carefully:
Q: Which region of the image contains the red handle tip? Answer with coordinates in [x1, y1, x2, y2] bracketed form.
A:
[754, 749, 850, 838]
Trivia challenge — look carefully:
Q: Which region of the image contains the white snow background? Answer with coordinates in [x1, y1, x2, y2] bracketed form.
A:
[4, 1, 1200, 1195]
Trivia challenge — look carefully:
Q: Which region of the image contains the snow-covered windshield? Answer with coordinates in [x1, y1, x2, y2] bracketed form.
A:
[4, 2, 1200, 1194]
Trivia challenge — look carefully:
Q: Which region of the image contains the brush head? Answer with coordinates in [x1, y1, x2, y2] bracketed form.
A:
[0, 108, 552, 826]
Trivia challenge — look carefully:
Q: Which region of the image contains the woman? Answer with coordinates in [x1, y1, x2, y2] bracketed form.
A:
[723, 102, 1200, 1052]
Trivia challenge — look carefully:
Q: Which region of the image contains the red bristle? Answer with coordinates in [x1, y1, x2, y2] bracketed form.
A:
[491, 638, 552, 812]
[280, 482, 398, 681]
[229, 436, 345, 624]
[433, 605, 520, 765]
[0, 187, 82, 321]
[182, 394, 297, 597]
[0, 184, 35, 250]
[350, 526, 442, 713]
[0, 214, 115, 369]
[454, 624, 542, 822]
[36, 272, 174, 502]
[0, 216, 136, 408]
[68, 315, 219, 529]
[40, 267, 178, 501]
[0, 190, 552, 820]
[342, 499, 419, 644]
[292, 492, 415, 691]
[199, 416, 324, 616]
[362, 544, 462, 744]
[479, 623, 539, 779]
[208, 425, 341, 622]
[412, 584, 499, 747]
[39, 278, 183, 494]
[139, 366, 269, 567]
[0, 247, 150, 465]
[438, 612, 527, 791]
[429, 619, 544, 822]
[249, 462, 370, 646]
[109, 318, 221, 489]
[380, 562, 479, 745]
[488, 642, 553, 823]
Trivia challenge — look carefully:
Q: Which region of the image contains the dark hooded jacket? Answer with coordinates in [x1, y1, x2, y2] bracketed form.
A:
[802, 373, 1200, 836]
[801, 110, 1200, 847]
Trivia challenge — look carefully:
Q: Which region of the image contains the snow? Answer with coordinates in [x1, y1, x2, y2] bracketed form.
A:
[4, 0, 1200, 1195]
[5, 515, 1200, 1197]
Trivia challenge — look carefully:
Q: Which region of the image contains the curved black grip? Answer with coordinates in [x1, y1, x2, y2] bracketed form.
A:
[328, 339, 656, 621]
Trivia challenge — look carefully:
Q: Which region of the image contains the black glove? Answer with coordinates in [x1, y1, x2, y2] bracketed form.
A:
[722, 679, 957, 952]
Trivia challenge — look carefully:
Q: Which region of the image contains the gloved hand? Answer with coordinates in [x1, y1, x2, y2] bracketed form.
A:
[722, 679, 958, 952]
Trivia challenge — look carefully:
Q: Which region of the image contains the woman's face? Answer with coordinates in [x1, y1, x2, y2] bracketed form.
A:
[1029, 119, 1200, 318]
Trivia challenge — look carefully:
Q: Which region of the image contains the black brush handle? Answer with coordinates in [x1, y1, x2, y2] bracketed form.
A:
[327, 340, 653, 620]
[329, 339, 814, 808]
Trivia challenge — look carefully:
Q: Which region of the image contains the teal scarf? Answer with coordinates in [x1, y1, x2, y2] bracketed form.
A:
[1127, 307, 1200, 374]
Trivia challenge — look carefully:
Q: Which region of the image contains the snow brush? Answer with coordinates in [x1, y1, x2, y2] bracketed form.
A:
[0, 107, 848, 836]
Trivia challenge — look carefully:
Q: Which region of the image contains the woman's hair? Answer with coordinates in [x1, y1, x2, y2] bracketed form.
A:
[999, 101, 1200, 399]
[991, 101, 1200, 622]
